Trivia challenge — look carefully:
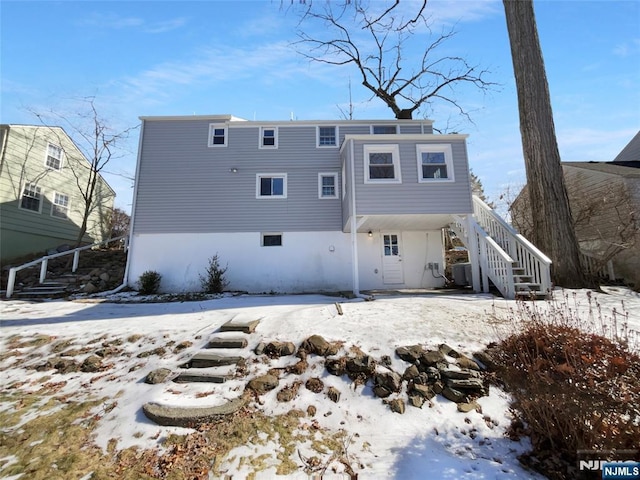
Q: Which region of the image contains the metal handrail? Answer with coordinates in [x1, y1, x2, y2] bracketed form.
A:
[5, 236, 127, 298]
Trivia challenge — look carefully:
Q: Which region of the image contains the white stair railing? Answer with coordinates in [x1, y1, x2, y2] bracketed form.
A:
[451, 214, 515, 299]
[5, 236, 127, 298]
[471, 196, 552, 296]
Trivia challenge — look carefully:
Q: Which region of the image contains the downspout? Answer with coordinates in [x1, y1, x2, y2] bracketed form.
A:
[105, 119, 145, 295]
[349, 138, 360, 297]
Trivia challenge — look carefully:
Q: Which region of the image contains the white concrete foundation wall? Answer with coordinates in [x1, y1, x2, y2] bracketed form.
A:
[127, 230, 446, 294]
[127, 232, 353, 293]
[358, 230, 446, 290]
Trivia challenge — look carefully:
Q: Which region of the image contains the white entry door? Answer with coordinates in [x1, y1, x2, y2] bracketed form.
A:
[382, 233, 404, 284]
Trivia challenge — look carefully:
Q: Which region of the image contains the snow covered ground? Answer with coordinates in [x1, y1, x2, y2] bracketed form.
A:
[1, 287, 638, 479]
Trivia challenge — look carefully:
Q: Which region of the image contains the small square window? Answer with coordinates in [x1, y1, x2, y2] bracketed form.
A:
[416, 144, 454, 182]
[260, 127, 278, 148]
[45, 144, 63, 170]
[20, 183, 42, 212]
[318, 172, 338, 198]
[317, 126, 337, 147]
[256, 174, 287, 198]
[208, 124, 227, 147]
[52, 192, 70, 219]
[262, 233, 282, 246]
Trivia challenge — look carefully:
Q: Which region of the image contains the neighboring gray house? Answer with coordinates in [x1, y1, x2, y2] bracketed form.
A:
[127, 115, 550, 297]
[511, 131, 640, 288]
[0, 125, 116, 263]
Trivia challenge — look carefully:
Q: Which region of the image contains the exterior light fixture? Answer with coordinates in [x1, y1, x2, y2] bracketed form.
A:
[368, 230, 373, 237]
[230, 167, 238, 173]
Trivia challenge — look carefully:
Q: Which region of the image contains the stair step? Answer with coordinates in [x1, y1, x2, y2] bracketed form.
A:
[515, 290, 548, 300]
[219, 319, 260, 334]
[173, 372, 229, 384]
[514, 283, 540, 289]
[206, 337, 248, 349]
[184, 352, 245, 368]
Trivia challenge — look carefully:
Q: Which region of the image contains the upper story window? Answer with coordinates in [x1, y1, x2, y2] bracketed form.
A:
[256, 173, 287, 198]
[51, 192, 70, 219]
[260, 127, 278, 149]
[208, 124, 228, 147]
[364, 144, 401, 184]
[318, 172, 339, 199]
[20, 182, 42, 213]
[317, 126, 337, 147]
[45, 144, 63, 170]
[416, 144, 454, 182]
[372, 125, 398, 135]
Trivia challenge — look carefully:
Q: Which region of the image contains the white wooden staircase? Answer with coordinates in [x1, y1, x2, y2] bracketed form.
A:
[451, 196, 552, 300]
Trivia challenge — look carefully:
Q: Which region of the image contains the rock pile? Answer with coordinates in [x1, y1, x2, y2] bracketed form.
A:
[246, 335, 491, 414]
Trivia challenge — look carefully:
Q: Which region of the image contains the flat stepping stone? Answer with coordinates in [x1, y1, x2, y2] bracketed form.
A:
[219, 319, 260, 334]
[206, 337, 248, 349]
[185, 352, 245, 368]
[173, 372, 229, 384]
[142, 396, 247, 427]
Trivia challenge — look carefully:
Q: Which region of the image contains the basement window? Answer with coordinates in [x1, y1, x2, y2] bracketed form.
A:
[261, 233, 282, 247]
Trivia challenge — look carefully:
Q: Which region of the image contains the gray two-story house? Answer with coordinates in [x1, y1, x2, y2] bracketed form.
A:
[127, 115, 550, 297]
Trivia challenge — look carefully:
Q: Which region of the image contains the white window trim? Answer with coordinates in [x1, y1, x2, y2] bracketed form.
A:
[363, 144, 402, 184]
[316, 126, 338, 148]
[370, 125, 398, 135]
[256, 173, 288, 199]
[261, 232, 283, 247]
[318, 172, 339, 199]
[44, 143, 64, 171]
[51, 191, 70, 219]
[18, 182, 43, 214]
[416, 144, 455, 183]
[259, 126, 279, 149]
[208, 123, 228, 147]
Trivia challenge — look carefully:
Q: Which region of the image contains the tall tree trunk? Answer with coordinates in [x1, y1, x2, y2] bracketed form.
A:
[503, 0, 586, 287]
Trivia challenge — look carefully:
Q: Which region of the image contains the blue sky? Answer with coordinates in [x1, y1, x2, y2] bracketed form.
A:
[2, 0, 639, 211]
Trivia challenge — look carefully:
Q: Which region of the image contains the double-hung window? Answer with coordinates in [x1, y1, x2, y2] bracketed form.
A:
[20, 183, 42, 212]
[364, 144, 401, 184]
[416, 144, 454, 182]
[45, 144, 63, 170]
[257, 174, 287, 198]
[318, 172, 338, 199]
[260, 127, 278, 148]
[51, 192, 70, 219]
[317, 126, 337, 147]
[208, 124, 228, 147]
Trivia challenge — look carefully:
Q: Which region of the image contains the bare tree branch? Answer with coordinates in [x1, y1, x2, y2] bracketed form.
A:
[292, 0, 496, 119]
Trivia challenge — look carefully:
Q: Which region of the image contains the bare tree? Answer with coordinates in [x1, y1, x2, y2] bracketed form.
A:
[293, 0, 495, 120]
[503, 0, 586, 287]
[32, 97, 138, 247]
[109, 207, 131, 238]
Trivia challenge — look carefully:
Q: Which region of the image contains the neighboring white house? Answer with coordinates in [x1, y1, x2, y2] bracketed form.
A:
[126, 115, 549, 297]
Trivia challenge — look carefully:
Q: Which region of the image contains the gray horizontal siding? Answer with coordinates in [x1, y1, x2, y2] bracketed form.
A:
[351, 139, 472, 215]
[133, 120, 344, 234]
